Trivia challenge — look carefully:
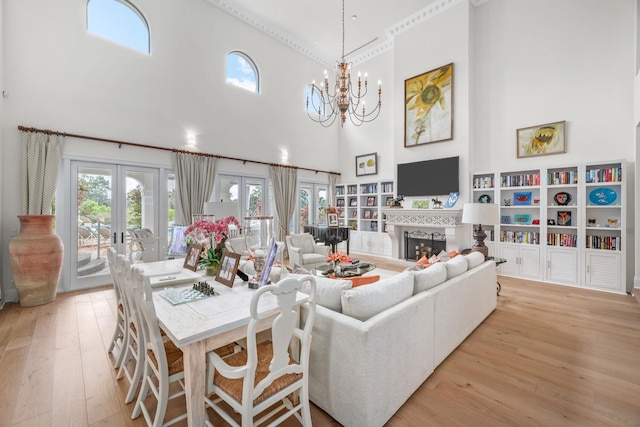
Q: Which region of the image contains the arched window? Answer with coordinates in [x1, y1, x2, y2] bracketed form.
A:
[87, 0, 150, 55]
[226, 52, 259, 93]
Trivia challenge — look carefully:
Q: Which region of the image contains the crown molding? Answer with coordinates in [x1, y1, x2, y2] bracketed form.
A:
[206, 0, 488, 67]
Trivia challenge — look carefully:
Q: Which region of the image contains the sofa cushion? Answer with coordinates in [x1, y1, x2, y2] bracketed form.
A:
[413, 262, 447, 293]
[290, 234, 314, 254]
[465, 251, 485, 269]
[299, 276, 352, 312]
[302, 253, 326, 265]
[341, 271, 414, 321]
[444, 255, 468, 280]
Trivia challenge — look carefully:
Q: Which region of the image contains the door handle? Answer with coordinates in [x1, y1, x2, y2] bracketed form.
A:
[113, 232, 117, 244]
[121, 232, 125, 244]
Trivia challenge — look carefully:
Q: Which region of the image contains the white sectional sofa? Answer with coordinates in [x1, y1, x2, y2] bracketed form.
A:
[297, 252, 497, 427]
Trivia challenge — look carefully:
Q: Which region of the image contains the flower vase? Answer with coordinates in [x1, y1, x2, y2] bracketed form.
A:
[205, 264, 219, 277]
[9, 215, 64, 307]
[334, 260, 342, 276]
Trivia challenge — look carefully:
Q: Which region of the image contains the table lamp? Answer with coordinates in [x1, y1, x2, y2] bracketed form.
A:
[461, 203, 499, 259]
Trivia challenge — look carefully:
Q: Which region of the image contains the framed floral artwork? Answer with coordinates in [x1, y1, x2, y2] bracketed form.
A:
[516, 120, 566, 158]
[405, 63, 454, 147]
[355, 153, 377, 176]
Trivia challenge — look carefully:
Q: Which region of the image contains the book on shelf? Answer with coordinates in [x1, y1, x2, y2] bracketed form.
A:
[499, 230, 539, 244]
[585, 167, 622, 183]
[473, 176, 495, 189]
[586, 235, 621, 251]
[547, 233, 577, 247]
[501, 173, 541, 187]
[547, 170, 578, 185]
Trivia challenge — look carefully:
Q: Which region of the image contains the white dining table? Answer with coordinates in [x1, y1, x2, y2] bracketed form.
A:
[141, 260, 308, 425]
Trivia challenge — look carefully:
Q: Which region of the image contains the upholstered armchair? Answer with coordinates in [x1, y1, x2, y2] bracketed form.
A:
[285, 233, 331, 270]
[224, 236, 251, 259]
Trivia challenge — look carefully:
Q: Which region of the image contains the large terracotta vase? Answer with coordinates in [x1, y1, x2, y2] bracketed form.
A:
[9, 215, 64, 307]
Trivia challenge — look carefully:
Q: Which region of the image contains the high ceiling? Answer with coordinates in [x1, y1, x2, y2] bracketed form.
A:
[205, 0, 474, 66]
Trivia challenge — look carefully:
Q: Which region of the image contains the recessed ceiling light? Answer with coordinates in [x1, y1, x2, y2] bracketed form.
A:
[351, 15, 357, 20]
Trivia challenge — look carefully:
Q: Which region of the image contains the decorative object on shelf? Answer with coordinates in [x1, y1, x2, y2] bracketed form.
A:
[328, 213, 339, 227]
[405, 63, 454, 147]
[385, 196, 394, 206]
[553, 192, 572, 206]
[443, 192, 460, 208]
[462, 203, 499, 259]
[215, 251, 241, 287]
[557, 211, 572, 226]
[431, 198, 443, 209]
[412, 200, 429, 209]
[349, 198, 357, 207]
[513, 191, 532, 205]
[516, 120, 566, 158]
[533, 198, 540, 205]
[306, 0, 381, 127]
[478, 194, 491, 203]
[513, 214, 532, 224]
[184, 243, 202, 272]
[501, 216, 511, 224]
[503, 198, 511, 206]
[9, 215, 64, 307]
[532, 219, 540, 225]
[363, 210, 372, 219]
[391, 195, 404, 208]
[336, 199, 345, 207]
[588, 187, 617, 205]
[607, 218, 619, 227]
[587, 218, 597, 226]
[244, 216, 275, 289]
[355, 153, 377, 176]
[547, 219, 556, 225]
[366, 196, 376, 206]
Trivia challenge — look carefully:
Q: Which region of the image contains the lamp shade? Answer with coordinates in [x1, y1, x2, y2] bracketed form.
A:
[203, 202, 240, 219]
[461, 203, 499, 225]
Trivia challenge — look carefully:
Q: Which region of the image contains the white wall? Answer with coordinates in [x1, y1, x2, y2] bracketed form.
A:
[0, 0, 339, 298]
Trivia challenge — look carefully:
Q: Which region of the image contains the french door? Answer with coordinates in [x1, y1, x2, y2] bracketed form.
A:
[298, 182, 328, 232]
[215, 174, 266, 219]
[62, 160, 161, 291]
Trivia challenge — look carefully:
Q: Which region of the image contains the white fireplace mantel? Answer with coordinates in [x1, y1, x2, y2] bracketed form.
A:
[381, 208, 469, 259]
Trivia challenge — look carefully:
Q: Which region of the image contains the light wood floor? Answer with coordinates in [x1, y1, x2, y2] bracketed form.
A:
[1, 255, 639, 426]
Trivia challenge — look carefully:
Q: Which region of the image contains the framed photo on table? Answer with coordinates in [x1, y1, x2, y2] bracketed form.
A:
[328, 213, 339, 227]
[183, 243, 202, 272]
[215, 252, 241, 287]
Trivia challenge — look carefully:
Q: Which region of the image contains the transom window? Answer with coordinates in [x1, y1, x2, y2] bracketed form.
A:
[87, 0, 150, 55]
[226, 52, 259, 93]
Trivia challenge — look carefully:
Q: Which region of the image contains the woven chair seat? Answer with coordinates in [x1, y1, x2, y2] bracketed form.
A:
[148, 340, 184, 376]
[213, 341, 301, 405]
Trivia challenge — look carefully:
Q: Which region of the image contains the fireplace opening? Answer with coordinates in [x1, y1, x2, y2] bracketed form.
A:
[404, 230, 447, 261]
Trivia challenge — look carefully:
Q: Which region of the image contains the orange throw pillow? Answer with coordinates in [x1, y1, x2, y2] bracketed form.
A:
[416, 255, 430, 265]
[347, 275, 380, 288]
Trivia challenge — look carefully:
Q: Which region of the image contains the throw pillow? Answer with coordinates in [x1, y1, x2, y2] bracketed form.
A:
[297, 275, 351, 312]
[444, 255, 468, 280]
[341, 271, 414, 321]
[291, 263, 310, 274]
[413, 262, 447, 293]
[347, 275, 380, 288]
[465, 251, 485, 269]
[416, 255, 429, 265]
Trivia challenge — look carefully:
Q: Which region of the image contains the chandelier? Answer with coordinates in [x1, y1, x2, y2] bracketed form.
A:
[306, 0, 382, 127]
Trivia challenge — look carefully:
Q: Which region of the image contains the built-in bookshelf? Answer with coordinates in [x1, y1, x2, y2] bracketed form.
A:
[472, 160, 627, 294]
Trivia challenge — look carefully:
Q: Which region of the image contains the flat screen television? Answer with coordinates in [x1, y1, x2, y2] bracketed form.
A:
[397, 156, 459, 197]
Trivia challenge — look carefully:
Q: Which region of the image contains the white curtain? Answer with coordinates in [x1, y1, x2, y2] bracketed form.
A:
[173, 152, 217, 225]
[328, 173, 339, 206]
[269, 165, 298, 242]
[19, 130, 65, 215]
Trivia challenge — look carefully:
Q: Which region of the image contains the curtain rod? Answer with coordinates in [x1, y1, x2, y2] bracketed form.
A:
[17, 125, 341, 176]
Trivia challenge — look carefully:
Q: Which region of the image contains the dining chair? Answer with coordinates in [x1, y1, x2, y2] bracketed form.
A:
[115, 254, 146, 404]
[130, 266, 239, 427]
[204, 275, 317, 427]
[107, 248, 128, 369]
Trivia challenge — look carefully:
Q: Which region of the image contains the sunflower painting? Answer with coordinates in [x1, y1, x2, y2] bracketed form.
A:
[516, 120, 566, 158]
[404, 63, 454, 147]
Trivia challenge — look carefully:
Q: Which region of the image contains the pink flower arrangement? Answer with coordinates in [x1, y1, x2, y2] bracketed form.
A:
[184, 216, 241, 247]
